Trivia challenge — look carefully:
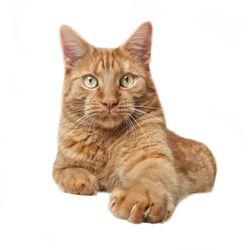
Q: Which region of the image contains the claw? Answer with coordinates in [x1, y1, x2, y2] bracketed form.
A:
[109, 198, 116, 210]
[130, 202, 138, 215]
[163, 209, 172, 221]
[163, 212, 169, 222]
[143, 205, 152, 220]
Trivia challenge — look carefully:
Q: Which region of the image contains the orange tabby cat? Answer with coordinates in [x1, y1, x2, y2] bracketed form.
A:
[53, 22, 216, 223]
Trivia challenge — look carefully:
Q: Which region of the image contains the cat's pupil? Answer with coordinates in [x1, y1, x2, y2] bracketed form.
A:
[124, 76, 129, 82]
[88, 77, 92, 83]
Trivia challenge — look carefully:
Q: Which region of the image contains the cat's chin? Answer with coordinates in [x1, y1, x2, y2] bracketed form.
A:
[96, 116, 123, 130]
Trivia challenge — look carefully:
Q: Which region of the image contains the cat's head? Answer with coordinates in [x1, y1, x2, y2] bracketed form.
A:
[60, 22, 157, 130]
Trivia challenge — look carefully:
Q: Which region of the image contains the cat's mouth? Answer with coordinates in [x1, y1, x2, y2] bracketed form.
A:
[86, 103, 134, 129]
[107, 111, 114, 118]
[102, 111, 120, 121]
[96, 110, 124, 129]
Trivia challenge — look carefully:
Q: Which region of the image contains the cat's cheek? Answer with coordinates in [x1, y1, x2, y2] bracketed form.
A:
[131, 87, 147, 99]
[124, 80, 147, 99]
[63, 78, 86, 102]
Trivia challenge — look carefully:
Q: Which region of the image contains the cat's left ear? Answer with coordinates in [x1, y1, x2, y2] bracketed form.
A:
[122, 22, 152, 65]
[60, 25, 90, 68]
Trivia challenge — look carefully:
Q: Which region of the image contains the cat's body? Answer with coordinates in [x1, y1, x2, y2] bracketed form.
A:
[53, 22, 216, 223]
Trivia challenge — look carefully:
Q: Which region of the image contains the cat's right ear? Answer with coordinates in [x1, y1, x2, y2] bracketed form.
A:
[60, 25, 90, 68]
[122, 22, 152, 65]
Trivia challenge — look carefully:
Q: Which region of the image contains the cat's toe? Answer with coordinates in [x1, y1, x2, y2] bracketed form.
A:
[58, 168, 99, 195]
[109, 185, 173, 223]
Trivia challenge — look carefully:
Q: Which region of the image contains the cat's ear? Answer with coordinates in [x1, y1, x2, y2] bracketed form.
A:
[60, 25, 90, 68]
[122, 22, 152, 65]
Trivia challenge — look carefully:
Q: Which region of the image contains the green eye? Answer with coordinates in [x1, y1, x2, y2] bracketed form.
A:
[120, 74, 134, 88]
[82, 75, 98, 89]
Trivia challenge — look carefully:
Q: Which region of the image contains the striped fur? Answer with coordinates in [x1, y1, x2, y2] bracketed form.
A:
[53, 22, 216, 223]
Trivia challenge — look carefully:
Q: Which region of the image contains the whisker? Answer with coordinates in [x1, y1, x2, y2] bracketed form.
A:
[126, 114, 136, 141]
[59, 115, 88, 139]
[59, 114, 95, 139]
[130, 108, 165, 124]
[127, 113, 148, 141]
[134, 105, 161, 110]
[119, 113, 135, 141]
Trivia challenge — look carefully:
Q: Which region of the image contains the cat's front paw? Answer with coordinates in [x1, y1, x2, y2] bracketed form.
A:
[109, 184, 175, 223]
[58, 168, 99, 195]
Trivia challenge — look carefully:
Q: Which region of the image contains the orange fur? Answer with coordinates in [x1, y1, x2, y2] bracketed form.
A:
[53, 22, 216, 223]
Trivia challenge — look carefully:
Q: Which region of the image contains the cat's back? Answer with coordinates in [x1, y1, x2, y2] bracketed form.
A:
[166, 129, 217, 194]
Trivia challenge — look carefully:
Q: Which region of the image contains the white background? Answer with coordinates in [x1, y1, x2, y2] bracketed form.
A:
[1, 0, 250, 249]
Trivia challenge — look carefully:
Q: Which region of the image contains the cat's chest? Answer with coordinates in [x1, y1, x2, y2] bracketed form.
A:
[60, 131, 111, 172]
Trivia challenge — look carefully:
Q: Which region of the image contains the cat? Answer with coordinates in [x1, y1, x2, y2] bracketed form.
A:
[53, 22, 216, 223]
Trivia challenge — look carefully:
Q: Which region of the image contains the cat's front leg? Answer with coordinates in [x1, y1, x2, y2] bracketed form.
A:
[53, 163, 99, 195]
[109, 158, 179, 223]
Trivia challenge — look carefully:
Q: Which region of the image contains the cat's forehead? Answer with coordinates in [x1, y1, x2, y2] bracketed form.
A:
[74, 48, 144, 76]
[90, 49, 129, 74]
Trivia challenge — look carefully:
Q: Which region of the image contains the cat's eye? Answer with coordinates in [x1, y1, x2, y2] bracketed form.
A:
[120, 74, 134, 88]
[82, 75, 98, 89]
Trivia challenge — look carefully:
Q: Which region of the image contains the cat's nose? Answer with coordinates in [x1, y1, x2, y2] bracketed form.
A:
[101, 99, 119, 111]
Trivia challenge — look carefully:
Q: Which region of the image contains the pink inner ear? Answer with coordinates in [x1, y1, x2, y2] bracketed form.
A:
[62, 41, 80, 67]
[123, 22, 152, 64]
[60, 25, 89, 68]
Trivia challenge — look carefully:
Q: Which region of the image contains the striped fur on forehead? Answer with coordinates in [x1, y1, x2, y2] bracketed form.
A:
[77, 48, 148, 78]
[90, 49, 132, 75]
[64, 36, 151, 82]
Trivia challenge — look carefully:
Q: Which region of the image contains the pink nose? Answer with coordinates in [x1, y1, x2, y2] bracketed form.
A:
[101, 100, 119, 110]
